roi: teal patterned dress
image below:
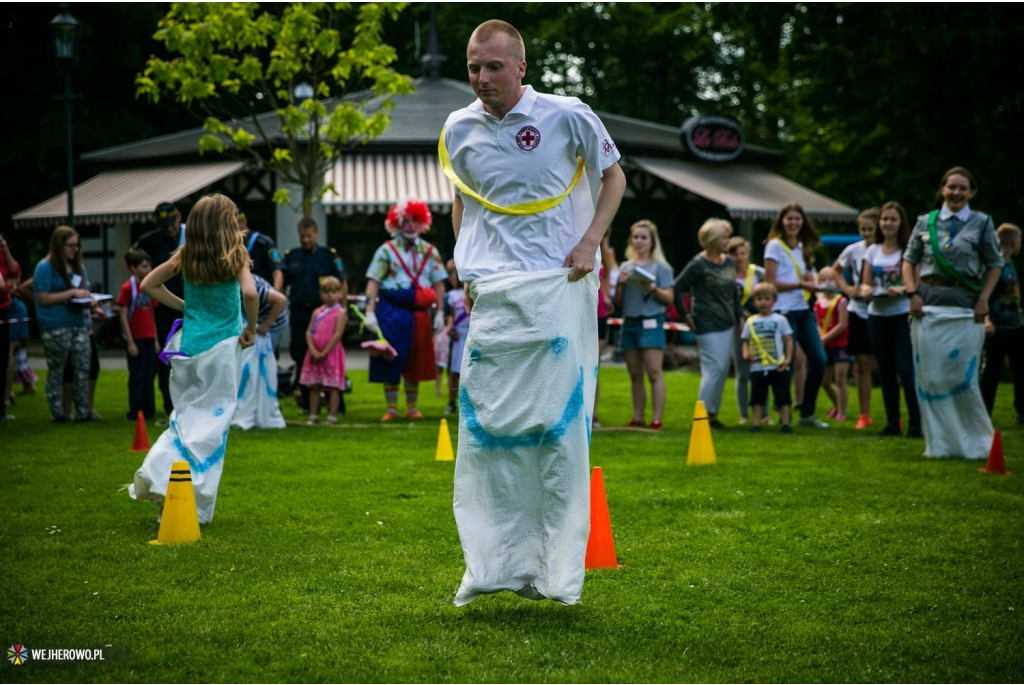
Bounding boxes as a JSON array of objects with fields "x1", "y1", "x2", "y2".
[{"x1": 180, "y1": 279, "x2": 243, "y2": 357}]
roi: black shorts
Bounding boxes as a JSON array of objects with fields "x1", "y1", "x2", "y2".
[
  {"x1": 597, "y1": 316, "x2": 608, "y2": 341},
  {"x1": 750, "y1": 367, "x2": 792, "y2": 408},
  {"x1": 826, "y1": 347, "x2": 852, "y2": 365},
  {"x1": 846, "y1": 314, "x2": 872, "y2": 356}
]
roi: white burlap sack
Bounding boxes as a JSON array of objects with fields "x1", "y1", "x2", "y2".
[
  {"x1": 453, "y1": 268, "x2": 598, "y2": 606},
  {"x1": 910, "y1": 305, "x2": 993, "y2": 459},
  {"x1": 231, "y1": 333, "x2": 285, "y2": 430},
  {"x1": 129, "y1": 332, "x2": 242, "y2": 523}
]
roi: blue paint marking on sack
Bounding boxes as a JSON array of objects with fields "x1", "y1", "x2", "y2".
[
  {"x1": 237, "y1": 364, "x2": 251, "y2": 400},
  {"x1": 551, "y1": 337, "x2": 568, "y2": 355},
  {"x1": 469, "y1": 348, "x2": 481, "y2": 363},
  {"x1": 461, "y1": 367, "x2": 585, "y2": 449},
  {"x1": 169, "y1": 418, "x2": 228, "y2": 474},
  {"x1": 214, "y1": 408, "x2": 225, "y2": 417},
  {"x1": 258, "y1": 346, "x2": 276, "y2": 397},
  {"x1": 917, "y1": 355, "x2": 978, "y2": 402},
  {"x1": 948, "y1": 348, "x2": 960, "y2": 360}
]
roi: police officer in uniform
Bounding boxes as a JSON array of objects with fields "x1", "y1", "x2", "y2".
[
  {"x1": 239, "y1": 211, "x2": 284, "y2": 291},
  {"x1": 283, "y1": 216, "x2": 346, "y2": 411},
  {"x1": 128, "y1": 202, "x2": 185, "y2": 418}
]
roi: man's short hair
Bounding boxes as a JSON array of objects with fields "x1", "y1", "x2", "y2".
[
  {"x1": 751, "y1": 282, "x2": 778, "y2": 301},
  {"x1": 297, "y1": 217, "x2": 319, "y2": 233},
  {"x1": 125, "y1": 249, "x2": 152, "y2": 269},
  {"x1": 469, "y1": 20, "x2": 525, "y2": 63}
]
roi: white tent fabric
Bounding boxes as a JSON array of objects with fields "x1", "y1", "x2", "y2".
[
  {"x1": 910, "y1": 306, "x2": 994, "y2": 459},
  {"x1": 129, "y1": 332, "x2": 242, "y2": 522},
  {"x1": 453, "y1": 268, "x2": 598, "y2": 606},
  {"x1": 231, "y1": 333, "x2": 286, "y2": 430}
]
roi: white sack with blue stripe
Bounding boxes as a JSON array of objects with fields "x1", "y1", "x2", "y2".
[
  {"x1": 453, "y1": 268, "x2": 598, "y2": 606},
  {"x1": 231, "y1": 333, "x2": 285, "y2": 430},
  {"x1": 910, "y1": 305, "x2": 993, "y2": 459},
  {"x1": 129, "y1": 332, "x2": 242, "y2": 523}
]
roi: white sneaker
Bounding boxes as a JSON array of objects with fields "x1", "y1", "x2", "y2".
[{"x1": 798, "y1": 415, "x2": 830, "y2": 429}]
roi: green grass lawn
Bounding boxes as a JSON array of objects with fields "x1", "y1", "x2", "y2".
[{"x1": 2, "y1": 364, "x2": 1022, "y2": 682}]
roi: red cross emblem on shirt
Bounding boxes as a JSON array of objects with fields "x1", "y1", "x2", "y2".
[{"x1": 516, "y1": 125, "x2": 541, "y2": 151}]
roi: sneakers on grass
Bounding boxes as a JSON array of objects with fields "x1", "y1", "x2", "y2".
[{"x1": 798, "y1": 415, "x2": 830, "y2": 429}]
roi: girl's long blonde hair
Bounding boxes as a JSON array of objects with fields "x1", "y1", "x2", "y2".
[
  {"x1": 625, "y1": 219, "x2": 672, "y2": 271},
  {"x1": 167, "y1": 194, "x2": 250, "y2": 284},
  {"x1": 47, "y1": 225, "x2": 83, "y2": 287}
]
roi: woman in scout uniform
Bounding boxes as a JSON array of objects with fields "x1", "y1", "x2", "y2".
[
  {"x1": 763, "y1": 202, "x2": 830, "y2": 429},
  {"x1": 860, "y1": 201, "x2": 921, "y2": 438},
  {"x1": 902, "y1": 167, "x2": 1002, "y2": 458},
  {"x1": 727, "y1": 236, "x2": 765, "y2": 426},
  {"x1": 363, "y1": 199, "x2": 447, "y2": 421}
]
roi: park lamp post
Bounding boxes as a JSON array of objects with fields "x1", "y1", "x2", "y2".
[{"x1": 50, "y1": 4, "x2": 81, "y2": 228}]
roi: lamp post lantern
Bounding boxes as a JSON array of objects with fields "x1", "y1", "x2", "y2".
[{"x1": 51, "y1": 4, "x2": 81, "y2": 228}]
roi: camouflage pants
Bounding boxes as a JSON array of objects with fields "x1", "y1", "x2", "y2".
[{"x1": 41, "y1": 327, "x2": 91, "y2": 420}]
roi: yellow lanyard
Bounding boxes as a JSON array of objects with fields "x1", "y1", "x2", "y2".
[
  {"x1": 741, "y1": 264, "x2": 756, "y2": 305},
  {"x1": 749, "y1": 320, "x2": 782, "y2": 367},
  {"x1": 438, "y1": 127, "x2": 585, "y2": 215},
  {"x1": 819, "y1": 296, "x2": 839, "y2": 335},
  {"x1": 777, "y1": 240, "x2": 812, "y2": 301}
]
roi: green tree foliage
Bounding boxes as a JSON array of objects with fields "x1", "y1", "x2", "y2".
[
  {"x1": 389, "y1": 3, "x2": 1022, "y2": 223},
  {"x1": 136, "y1": 2, "x2": 414, "y2": 216}
]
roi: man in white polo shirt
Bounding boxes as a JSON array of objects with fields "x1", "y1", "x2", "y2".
[{"x1": 442, "y1": 19, "x2": 625, "y2": 606}]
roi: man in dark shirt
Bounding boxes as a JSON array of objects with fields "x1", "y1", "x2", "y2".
[
  {"x1": 283, "y1": 216, "x2": 346, "y2": 411},
  {"x1": 240, "y1": 211, "x2": 284, "y2": 291},
  {"x1": 128, "y1": 202, "x2": 184, "y2": 418}
]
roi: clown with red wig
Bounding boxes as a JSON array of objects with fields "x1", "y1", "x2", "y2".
[{"x1": 363, "y1": 199, "x2": 448, "y2": 420}]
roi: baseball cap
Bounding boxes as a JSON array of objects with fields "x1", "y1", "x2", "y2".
[{"x1": 154, "y1": 202, "x2": 179, "y2": 229}]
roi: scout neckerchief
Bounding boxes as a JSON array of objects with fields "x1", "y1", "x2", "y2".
[
  {"x1": 748, "y1": 317, "x2": 783, "y2": 368},
  {"x1": 246, "y1": 231, "x2": 261, "y2": 253},
  {"x1": 741, "y1": 264, "x2": 756, "y2": 305},
  {"x1": 926, "y1": 210, "x2": 983, "y2": 293},
  {"x1": 819, "y1": 296, "x2": 840, "y2": 336},
  {"x1": 776, "y1": 239, "x2": 812, "y2": 301},
  {"x1": 310, "y1": 303, "x2": 340, "y2": 336},
  {"x1": 386, "y1": 240, "x2": 434, "y2": 288},
  {"x1": 438, "y1": 128, "x2": 585, "y2": 215}
]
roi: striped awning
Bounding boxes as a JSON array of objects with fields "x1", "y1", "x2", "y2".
[
  {"x1": 11, "y1": 161, "x2": 245, "y2": 228},
  {"x1": 630, "y1": 156, "x2": 858, "y2": 222},
  {"x1": 321, "y1": 154, "x2": 454, "y2": 215}
]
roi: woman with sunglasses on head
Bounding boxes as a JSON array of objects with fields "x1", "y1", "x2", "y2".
[{"x1": 32, "y1": 226, "x2": 93, "y2": 423}]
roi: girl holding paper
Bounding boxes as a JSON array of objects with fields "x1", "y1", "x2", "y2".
[
  {"x1": 32, "y1": 226, "x2": 92, "y2": 423},
  {"x1": 615, "y1": 220, "x2": 674, "y2": 429}
]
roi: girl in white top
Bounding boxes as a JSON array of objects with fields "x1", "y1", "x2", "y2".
[
  {"x1": 763, "y1": 202, "x2": 830, "y2": 428},
  {"x1": 859, "y1": 201, "x2": 921, "y2": 437},
  {"x1": 833, "y1": 208, "x2": 878, "y2": 429}
]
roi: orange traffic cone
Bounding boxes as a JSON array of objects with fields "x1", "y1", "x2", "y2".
[
  {"x1": 585, "y1": 466, "x2": 620, "y2": 570},
  {"x1": 979, "y1": 429, "x2": 1010, "y2": 475},
  {"x1": 130, "y1": 411, "x2": 150, "y2": 452}
]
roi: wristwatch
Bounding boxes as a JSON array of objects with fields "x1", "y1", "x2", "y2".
[{"x1": 905, "y1": 290, "x2": 918, "y2": 298}]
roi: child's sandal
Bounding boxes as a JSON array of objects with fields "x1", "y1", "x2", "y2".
[
  {"x1": 306, "y1": 417, "x2": 319, "y2": 426},
  {"x1": 325, "y1": 415, "x2": 338, "y2": 425}
]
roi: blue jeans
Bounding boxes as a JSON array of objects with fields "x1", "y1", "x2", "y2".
[{"x1": 783, "y1": 308, "x2": 826, "y2": 418}]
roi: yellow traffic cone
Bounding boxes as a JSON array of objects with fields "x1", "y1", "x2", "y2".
[
  {"x1": 436, "y1": 418, "x2": 455, "y2": 462},
  {"x1": 149, "y1": 461, "x2": 201, "y2": 545},
  {"x1": 686, "y1": 400, "x2": 717, "y2": 465}
]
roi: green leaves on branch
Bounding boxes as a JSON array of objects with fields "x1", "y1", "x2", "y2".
[{"x1": 136, "y1": 2, "x2": 413, "y2": 212}]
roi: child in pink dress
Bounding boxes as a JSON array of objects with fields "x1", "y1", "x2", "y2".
[{"x1": 300, "y1": 276, "x2": 348, "y2": 424}]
